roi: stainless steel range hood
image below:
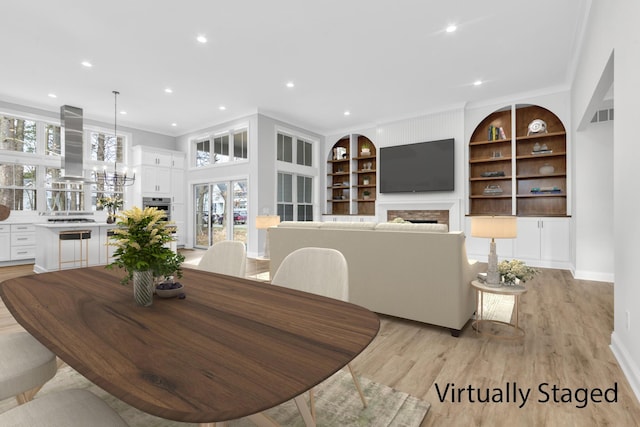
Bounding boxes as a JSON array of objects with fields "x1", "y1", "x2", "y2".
[{"x1": 56, "y1": 105, "x2": 92, "y2": 183}]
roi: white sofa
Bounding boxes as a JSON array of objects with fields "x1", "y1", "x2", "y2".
[{"x1": 268, "y1": 221, "x2": 482, "y2": 336}]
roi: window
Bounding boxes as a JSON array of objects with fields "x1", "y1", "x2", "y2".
[
  {"x1": 0, "y1": 163, "x2": 37, "y2": 210},
  {"x1": 45, "y1": 124, "x2": 61, "y2": 156},
  {"x1": 44, "y1": 167, "x2": 87, "y2": 212},
  {"x1": 297, "y1": 139, "x2": 312, "y2": 166},
  {"x1": 297, "y1": 175, "x2": 313, "y2": 220},
  {"x1": 90, "y1": 132, "x2": 124, "y2": 163},
  {"x1": 277, "y1": 172, "x2": 313, "y2": 221},
  {"x1": 277, "y1": 133, "x2": 293, "y2": 162},
  {"x1": 277, "y1": 132, "x2": 313, "y2": 166},
  {"x1": 196, "y1": 139, "x2": 211, "y2": 167},
  {"x1": 277, "y1": 172, "x2": 293, "y2": 221},
  {"x1": 0, "y1": 116, "x2": 36, "y2": 153},
  {"x1": 233, "y1": 130, "x2": 248, "y2": 160},
  {"x1": 193, "y1": 128, "x2": 248, "y2": 167},
  {"x1": 213, "y1": 135, "x2": 230, "y2": 163}
]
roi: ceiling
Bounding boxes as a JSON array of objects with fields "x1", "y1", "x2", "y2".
[{"x1": 0, "y1": 1, "x2": 590, "y2": 137}]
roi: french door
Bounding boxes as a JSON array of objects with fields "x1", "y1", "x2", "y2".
[{"x1": 194, "y1": 179, "x2": 247, "y2": 248}]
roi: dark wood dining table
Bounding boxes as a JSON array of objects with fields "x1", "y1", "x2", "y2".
[{"x1": 0, "y1": 266, "x2": 380, "y2": 426}]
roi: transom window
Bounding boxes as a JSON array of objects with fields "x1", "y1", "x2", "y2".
[
  {"x1": 277, "y1": 132, "x2": 313, "y2": 167},
  {"x1": 192, "y1": 128, "x2": 248, "y2": 168}
]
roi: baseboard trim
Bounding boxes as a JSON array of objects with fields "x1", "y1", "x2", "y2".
[
  {"x1": 610, "y1": 331, "x2": 640, "y2": 404},
  {"x1": 572, "y1": 269, "x2": 615, "y2": 283}
]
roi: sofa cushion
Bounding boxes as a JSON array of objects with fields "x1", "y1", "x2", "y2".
[
  {"x1": 319, "y1": 222, "x2": 377, "y2": 230},
  {"x1": 375, "y1": 222, "x2": 448, "y2": 232},
  {"x1": 277, "y1": 221, "x2": 322, "y2": 228}
]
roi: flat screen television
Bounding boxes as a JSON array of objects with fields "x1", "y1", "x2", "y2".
[{"x1": 379, "y1": 138, "x2": 455, "y2": 193}]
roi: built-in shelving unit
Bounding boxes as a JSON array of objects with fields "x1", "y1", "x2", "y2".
[
  {"x1": 326, "y1": 134, "x2": 377, "y2": 216},
  {"x1": 469, "y1": 104, "x2": 567, "y2": 217}
]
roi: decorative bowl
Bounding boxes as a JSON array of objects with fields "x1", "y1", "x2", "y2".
[
  {"x1": 155, "y1": 282, "x2": 184, "y2": 298},
  {"x1": 539, "y1": 164, "x2": 555, "y2": 175}
]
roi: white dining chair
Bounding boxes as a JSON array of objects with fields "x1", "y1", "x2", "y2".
[
  {"x1": 0, "y1": 388, "x2": 130, "y2": 426},
  {"x1": 0, "y1": 332, "x2": 129, "y2": 426},
  {"x1": 271, "y1": 247, "x2": 367, "y2": 420},
  {"x1": 196, "y1": 240, "x2": 247, "y2": 278},
  {"x1": 0, "y1": 332, "x2": 58, "y2": 405}
]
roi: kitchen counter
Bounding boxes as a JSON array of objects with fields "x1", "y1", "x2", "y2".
[
  {"x1": 34, "y1": 224, "x2": 118, "y2": 273},
  {"x1": 35, "y1": 222, "x2": 111, "y2": 228}
]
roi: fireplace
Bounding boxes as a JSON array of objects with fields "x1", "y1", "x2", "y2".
[{"x1": 387, "y1": 210, "x2": 449, "y2": 229}]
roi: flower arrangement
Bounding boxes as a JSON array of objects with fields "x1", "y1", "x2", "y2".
[
  {"x1": 97, "y1": 195, "x2": 123, "y2": 212},
  {"x1": 107, "y1": 206, "x2": 184, "y2": 284},
  {"x1": 498, "y1": 259, "x2": 538, "y2": 285}
]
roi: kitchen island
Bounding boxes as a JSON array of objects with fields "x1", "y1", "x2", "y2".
[{"x1": 34, "y1": 223, "x2": 117, "y2": 273}]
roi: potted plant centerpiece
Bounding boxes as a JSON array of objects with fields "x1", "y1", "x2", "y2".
[
  {"x1": 363, "y1": 190, "x2": 371, "y2": 200},
  {"x1": 107, "y1": 206, "x2": 185, "y2": 306},
  {"x1": 362, "y1": 175, "x2": 370, "y2": 186},
  {"x1": 498, "y1": 259, "x2": 537, "y2": 286},
  {"x1": 97, "y1": 195, "x2": 123, "y2": 224}
]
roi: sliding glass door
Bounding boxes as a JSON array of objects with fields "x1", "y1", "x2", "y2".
[{"x1": 193, "y1": 179, "x2": 247, "y2": 248}]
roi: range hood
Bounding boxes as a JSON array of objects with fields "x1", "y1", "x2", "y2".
[{"x1": 56, "y1": 105, "x2": 92, "y2": 183}]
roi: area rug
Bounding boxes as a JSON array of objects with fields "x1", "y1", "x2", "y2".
[
  {"x1": 481, "y1": 293, "x2": 515, "y2": 323},
  {"x1": 0, "y1": 365, "x2": 430, "y2": 427}
]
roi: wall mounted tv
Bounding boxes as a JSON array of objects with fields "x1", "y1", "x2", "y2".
[{"x1": 379, "y1": 138, "x2": 455, "y2": 193}]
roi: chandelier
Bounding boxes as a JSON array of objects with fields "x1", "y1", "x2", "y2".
[{"x1": 94, "y1": 90, "x2": 135, "y2": 187}]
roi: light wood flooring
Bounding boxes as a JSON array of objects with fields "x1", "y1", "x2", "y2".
[{"x1": 1, "y1": 256, "x2": 639, "y2": 426}]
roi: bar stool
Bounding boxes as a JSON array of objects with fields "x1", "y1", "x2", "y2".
[{"x1": 58, "y1": 230, "x2": 91, "y2": 270}]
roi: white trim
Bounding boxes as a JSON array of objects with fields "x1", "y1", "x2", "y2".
[
  {"x1": 572, "y1": 269, "x2": 614, "y2": 283},
  {"x1": 610, "y1": 331, "x2": 640, "y2": 404}
]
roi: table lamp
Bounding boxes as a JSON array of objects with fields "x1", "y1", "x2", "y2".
[
  {"x1": 255, "y1": 215, "x2": 281, "y2": 259},
  {"x1": 471, "y1": 216, "x2": 517, "y2": 287}
]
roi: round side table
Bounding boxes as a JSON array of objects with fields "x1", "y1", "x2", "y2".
[{"x1": 471, "y1": 280, "x2": 527, "y2": 339}]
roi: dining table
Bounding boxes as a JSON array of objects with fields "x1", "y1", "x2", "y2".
[{"x1": 0, "y1": 266, "x2": 380, "y2": 426}]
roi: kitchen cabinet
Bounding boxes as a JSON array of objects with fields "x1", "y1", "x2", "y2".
[
  {"x1": 141, "y1": 165, "x2": 172, "y2": 195},
  {"x1": 514, "y1": 217, "x2": 570, "y2": 268},
  {"x1": 132, "y1": 146, "x2": 186, "y2": 246},
  {"x1": 0, "y1": 225, "x2": 10, "y2": 261},
  {"x1": 10, "y1": 224, "x2": 35, "y2": 261}
]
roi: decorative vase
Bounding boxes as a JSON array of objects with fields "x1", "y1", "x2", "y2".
[
  {"x1": 539, "y1": 163, "x2": 555, "y2": 175},
  {"x1": 106, "y1": 214, "x2": 115, "y2": 224},
  {"x1": 363, "y1": 178, "x2": 370, "y2": 185},
  {"x1": 133, "y1": 270, "x2": 154, "y2": 306}
]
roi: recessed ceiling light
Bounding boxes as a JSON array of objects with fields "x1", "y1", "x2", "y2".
[
  {"x1": 473, "y1": 80, "x2": 483, "y2": 86},
  {"x1": 120, "y1": 111, "x2": 127, "y2": 115},
  {"x1": 446, "y1": 25, "x2": 457, "y2": 33},
  {"x1": 344, "y1": 111, "x2": 351, "y2": 116},
  {"x1": 164, "y1": 88, "x2": 173, "y2": 94},
  {"x1": 171, "y1": 123, "x2": 177, "y2": 127},
  {"x1": 219, "y1": 105, "x2": 226, "y2": 111},
  {"x1": 81, "y1": 61, "x2": 92, "y2": 68},
  {"x1": 48, "y1": 93, "x2": 57, "y2": 98},
  {"x1": 286, "y1": 81, "x2": 295, "y2": 88},
  {"x1": 197, "y1": 35, "x2": 207, "y2": 43}
]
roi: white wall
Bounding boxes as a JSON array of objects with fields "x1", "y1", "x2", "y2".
[
  {"x1": 571, "y1": 0, "x2": 640, "y2": 402},
  {"x1": 573, "y1": 119, "x2": 614, "y2": 281}
]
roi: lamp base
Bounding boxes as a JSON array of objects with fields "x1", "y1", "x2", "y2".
[{"x1": 485, "y1": 240, "x2": 502, "y2": 287}]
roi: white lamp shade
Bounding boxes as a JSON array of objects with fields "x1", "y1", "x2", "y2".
[
  {"x1": 255, "y1": 215, "x2": 281, "y2": 229},
  {"x1": 470, "y1": 216, "x2": 517, "y2": 239}
]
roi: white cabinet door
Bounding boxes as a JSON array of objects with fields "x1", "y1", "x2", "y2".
[
  {"x1": 171, "y1": 154, "x2": 185, "y2": 169},
  {"x1": 141, "y1": 166, "x2": 171, "y2": 195},
  {"x1": 0, "y1": 233, "x2": 10, "y2": 261},
  {"x1": 514, "y1": 218, "x2": 542, "y2": 261},
  {"x1": 514, "y1": 217, "x2": 570, "y2": 267},
  {"x1": 140, "y1": 152, "x2": 172, "y2": 168},
  {"x1": 171, "y1": 168, "x2": 185, "y2": 204},
  {"x1": 540, "y1": 218, "x2": 570, "y2": 262}
]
